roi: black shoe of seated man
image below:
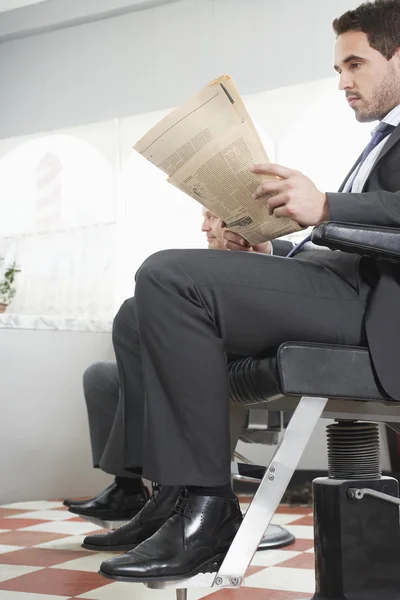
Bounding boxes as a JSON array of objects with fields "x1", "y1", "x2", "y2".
[
  {"x1": 99, "y1": 491, "x2": 243, "y2": 582},
  {"x1": 81, "y1": 484, "x2": 181, "y2": 551},
  {"x1": 63, "y1": 483, "x2": 116, "y2": 508},
  {"x1": 68, "y1": 482, "x2": 149, "y2": 521}
]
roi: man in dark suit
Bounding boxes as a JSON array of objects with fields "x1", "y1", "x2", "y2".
[
  {"x1": 94, "y1": 0, "x2": 400, "y2": 581},
  {"x1": 65, "y1": 209, "x2": 251, "y2": 530}
]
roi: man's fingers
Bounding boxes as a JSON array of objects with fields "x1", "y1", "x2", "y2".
[
  {"x1": 250, "y1": 163, "x2": 297, "y2": 179},
  {"x1": 224, "y1": 240, "x2": 253, "y2": 252},
  {"x1": 272, "y1": 204, "x2": 293, "y2": 219},
  {"x1": 253, "y1": 179, "x2": 286, "y2": 200},
  {"x1": 267, "y1": 193, "x2": 288, "y2": 211},
  {"x1": 223, "y1": 230, "x2": 248, "y2": 247}
]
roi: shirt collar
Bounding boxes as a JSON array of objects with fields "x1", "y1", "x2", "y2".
[{"x1": 376, "y1": 104, "x2": 400, "y2": 131}]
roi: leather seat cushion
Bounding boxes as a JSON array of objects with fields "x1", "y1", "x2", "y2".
[{"x1": 229, "y1": 342, "x2": 393, "y2": 405}]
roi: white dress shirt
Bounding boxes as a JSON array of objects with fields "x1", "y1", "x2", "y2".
[{"x1": 344, "y1": 104, "x2": 400, "y2": 193}]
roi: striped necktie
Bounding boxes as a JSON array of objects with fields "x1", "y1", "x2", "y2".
[{"x1": 287, "y1": 121, "x2": 396, "y2": 257}]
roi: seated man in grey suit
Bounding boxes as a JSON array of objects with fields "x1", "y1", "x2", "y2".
[
  {"x1": 65, "y1": 208, "x2": 271, "y2": 528},
  {"x1": 86, "y1": 0, "x2": 400, "y2": 581}
]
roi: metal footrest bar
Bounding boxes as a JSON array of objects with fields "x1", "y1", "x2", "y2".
[
  {"x1": 212, "y1": 396, "x2": 327, "y2": 589},
  {"x1": 143, "y1": 396, "x2": 326, "y2": 596}
]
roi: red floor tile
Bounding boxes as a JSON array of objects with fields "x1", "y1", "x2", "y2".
[
  {"x1": 286, "y1": 538, "x2": 314, "y2": 552},
  {"x1": 202, "y1": 588, "x2": 311, "y2": 600},
  {"x1": 237, "y1": 496, "x2": 254, "y2": 503},
  {"x1": 0, "y1": 567, "x2": 111, "y2": 596},
  {"x1": 0, "y1": 518, "x2": 48, "y2": 530},
  {"x1": 291, "y1": 515, "x2": 314, "y2": 526},
  {"x1": 245, "y1": 565, "x2": 267, "y2": 577},
  {"x1": 279, "y1": 552, "x2": 316, "y2": 570},
  {"x1": 0, "y1": 530, "x2": 70, "y2": 547},
  {"x1": 276, "y1": 506, "x2": 313, "y2": 514},
  {"x1": 0, "y1": 547, "x2": 92, "y2": 567},
  {"x1": 0, "y1": 508, "x2": 27, "y2": 518}
]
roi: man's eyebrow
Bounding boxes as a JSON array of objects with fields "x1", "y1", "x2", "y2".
[{"x1": 334, "y1": 55, "x2": 365, "y2": 72}]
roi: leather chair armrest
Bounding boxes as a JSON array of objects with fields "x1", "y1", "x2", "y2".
[{"x1": 311, "y1": 221, "x2": 400, "y2": 262}]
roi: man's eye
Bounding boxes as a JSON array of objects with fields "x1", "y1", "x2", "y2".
[{"x1": 351, "y1": 63, "x2": 362, "y2": 70}]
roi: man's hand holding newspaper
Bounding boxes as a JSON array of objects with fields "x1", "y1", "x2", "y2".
[{"x1": 133, "y1": 75, "x2": 309, "y2": 245}]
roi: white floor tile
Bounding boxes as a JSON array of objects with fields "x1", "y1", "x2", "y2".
[
  {"x1": 53, "y1": 552, "x2": 118, "y2": 572},
  {"x1": 8, "y1": 510, "x2": 74, "y2": 521},
  {"x1": 271, "y1": 513, "x2": 308, "y2": 525},
  {"x1": 0, "y1": 530, "x2": 10, "y2": 534},
  {"x1": 20, "y1": 521, "x2": 103, "y2": 535},
  {"x1": 250, "y1": 549, "x2": 301, "y2": 567},
  {"x1": 245, "y1": 566, "x2": 315, "y2": 593},
  {"x1": 0, "y1": 564, "x2": 42, "y2": 583},
  {"x1": 0, "y1": 545, "x2": 24, "y2": 554},
  {"x1": 34, "y1": 534, "x2": 89, "y2": 551},
  {"x1": 284, "y1": 524, "x2": 315, "y2": 539},
  {"x1": 0, "y1": 501, "x2": 63, "y2": 511},
  {"x1": 0, "y1": 592, "x2": 69, "y2": 600}
]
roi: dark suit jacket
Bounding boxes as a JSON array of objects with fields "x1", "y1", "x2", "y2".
[{"x1": 276, "y1": 121, "x2": 400, "y2": 399}]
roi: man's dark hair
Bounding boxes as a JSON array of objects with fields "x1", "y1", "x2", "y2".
[{"x1": 333, "y1": 0, "x2": 400, "y2": 60}]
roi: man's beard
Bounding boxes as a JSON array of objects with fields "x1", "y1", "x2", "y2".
[{"x1": 356, "y1": 64, "x2": 400, "y2": 122}]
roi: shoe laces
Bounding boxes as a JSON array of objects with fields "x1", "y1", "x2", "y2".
[
  {"x1": 172, "y1": 494, "x2": 193, "y2": 520},
  {"x1": 151, "y1": 483, "x2": 162, "y2": 505}
]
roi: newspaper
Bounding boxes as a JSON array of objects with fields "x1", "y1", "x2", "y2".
[{"x1": 134, "y1": 75, "x2": 302, "y2": 245}]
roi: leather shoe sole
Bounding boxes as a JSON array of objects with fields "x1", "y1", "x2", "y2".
[
  {"x1": 99, "y1": 553, "x2": 225, "y2": 582},
  {"x1": 82, "y1": 540, "x2": 139, "y2": 551}
]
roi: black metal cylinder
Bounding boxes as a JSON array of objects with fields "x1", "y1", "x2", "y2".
[
  {"x1": 327, "y1": 421, "x2": 381, "y2": 480},
  {"x1": 311, "y1": 476, "x2": 400, "y2": 600}
]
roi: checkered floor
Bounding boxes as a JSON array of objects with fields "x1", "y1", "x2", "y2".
[{"x1": 0, "y1": 498, "x2": 315, "y2": 600}]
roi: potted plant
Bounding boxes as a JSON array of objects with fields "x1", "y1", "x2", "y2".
[{"x1": 0, "y1": 259, "x2": 21, "y2": 313}]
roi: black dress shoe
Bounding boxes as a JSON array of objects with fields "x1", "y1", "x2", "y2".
[
  {"x1": 68, "y1": 483, "x2": 149, "y2": 521},
  {"x1": 99, "y1": 491, "x2": 243, "y2": 582},
  {"x1": 81, "y1": 484, "x2": 181, "y2": 551},
  {"x1": 63, "y1": 483, "x2": 115, "y2": 508}
]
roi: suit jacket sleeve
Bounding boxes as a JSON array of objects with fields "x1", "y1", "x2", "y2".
[
  {"x1": 327, "y1": 190, "x2": 400, "y2": 226},
  {"x1": 271, "y1": 239, "x2": 294, "y2": 256}
]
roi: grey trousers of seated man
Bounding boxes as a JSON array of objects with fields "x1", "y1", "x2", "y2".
[
  {"x1": 84, "y1": 360, "x2": 248, "y2": 479},
  {"x1": 115, "y1": 248, "x2": 370, "y2": 487}
]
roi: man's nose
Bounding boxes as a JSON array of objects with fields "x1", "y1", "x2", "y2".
[
  {"x1": 201, "y1": 222, "x2": 211, "y2": 232},
  {"x1": 338, "y1": 72, "x2": 354, "y2": 91}
]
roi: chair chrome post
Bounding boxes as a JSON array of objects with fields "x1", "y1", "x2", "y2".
[
  {"x1": 213, "y1": 395, "x2": 328, "y2": 589},
  {"x1": 176, "y1": 589, "x2": 187, "y2": 600}
]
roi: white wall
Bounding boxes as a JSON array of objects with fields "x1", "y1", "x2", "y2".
[
  {"x1": 0, "y1": 0, "x2": 362, "y2": 140},
  {"x1": 0, "y1": 328, "x2": 114, "y2": 503}
]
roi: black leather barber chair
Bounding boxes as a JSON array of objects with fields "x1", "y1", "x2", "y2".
[{"x1": 144, "y1": 222, "x2": 400, "y2": 600}]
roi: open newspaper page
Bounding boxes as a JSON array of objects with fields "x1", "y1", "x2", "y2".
[
  {"x1": 169, "y1": 125, "x2": 302, "y2": 245},
  {"x1": 134, "y1": 74, "x2": 302, "y2": 243},
  {"x1": 134, "y1": 75, "x2": 253, "y2": 175}
]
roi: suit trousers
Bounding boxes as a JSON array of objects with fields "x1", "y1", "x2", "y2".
[
  {"x1": 86, "y1": 302, "x2": 250, "y2": 479},
  {"x1": 83, "y1": 361, "x2": 139, "y2": 479},
  {"x1": 121, "y1": 248, "x2": 370, "y2": 487}
]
